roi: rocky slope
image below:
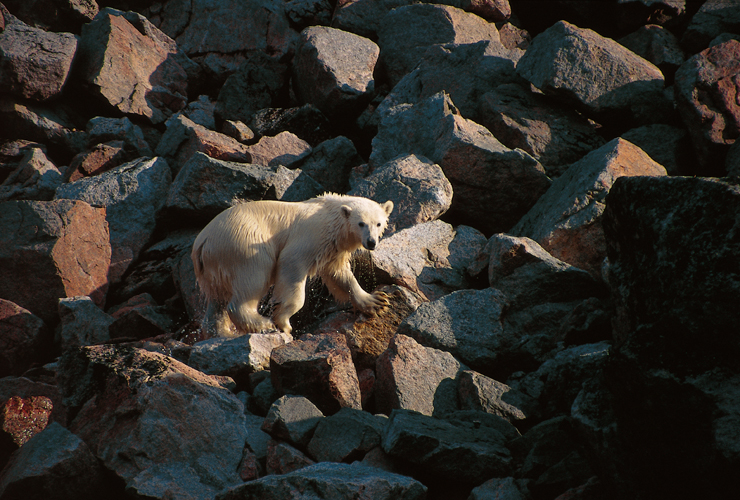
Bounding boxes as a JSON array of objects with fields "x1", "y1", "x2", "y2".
[{"x1": 1, "y1": 0, "x2": 739, "y2": 499}]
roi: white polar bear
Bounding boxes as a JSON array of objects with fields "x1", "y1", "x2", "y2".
[{"x1": 191, "y1": 193, "x2": 394, "y2": 336}]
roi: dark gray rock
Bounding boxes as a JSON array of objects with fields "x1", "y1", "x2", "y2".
[
  {"x1": 261, "y1": 395, "x2": 325, "y2": 448},
  {"x1": 382, "y1": 409, "x2": 513, "y2": 484},
  {"x1": 375, "y1": 334, "x2": 466, "y2": 417},
  {"x1": 293, "y1": 26, "x2": 379, "y2": 119},
  {"x1": 349, "y1": 154, "x2": 453, "y2": 236},
  {"x1": 299, "y1": 136, "x2": 363, "y2": 193},
  {"x1": 56, "y1": 296, "x2": 113, "y2": 350},
  {"x1": 517, "y1": 20, "x2": 665, "y2": 122},
  {"x1": 306, "y1": 407, "x2": 386, "y2": 462},
  {"x1": 0, "y1": 422, "x2": 105, "y2": 499},
  {"x1": 216, "y1": 462, "x2": 427, "y2": 500}
]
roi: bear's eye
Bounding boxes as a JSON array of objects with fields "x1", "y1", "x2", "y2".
[
  {"x1": 377, "y1": 223, "x2": 381, "y2": 227},
  {"x1": 358, "y1": 222, "x2": 365, "y2": 228}
]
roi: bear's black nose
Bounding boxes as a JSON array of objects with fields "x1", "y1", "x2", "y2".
[{"x1": 366, "y1": 239, "x2": 376, "y2": 250}]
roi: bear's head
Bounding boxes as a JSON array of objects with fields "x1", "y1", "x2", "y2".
[{"x1": 342, "y1": 198, "x2": 394, "y2": 251}]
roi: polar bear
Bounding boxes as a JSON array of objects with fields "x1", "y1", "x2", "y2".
[{"x1": 191, "y1": 193, "x2": 394, "y2": 336}]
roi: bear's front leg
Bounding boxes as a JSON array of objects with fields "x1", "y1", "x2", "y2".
[{"x1": 321, "y1": 265, "x2": 390, "y2": 315}]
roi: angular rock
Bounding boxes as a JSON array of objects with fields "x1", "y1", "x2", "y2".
[
  {"x1": 262, "y1": 395, "x2": 324, "y2": 448},
  {"x1": 397, "y1": 289, "x2": 508, "y2": 374},
  {"x1": 681, "y1": 0, "x2": 740, "y2": 53},
  {"x1": 0, "y1": 199, "x2": 111, "y2": 324},
  {"x1": 603, "y1": 175, "x2": 740, "y2": 354},
  {"x1": 375, "y1": 334, "x2": 465, "y2": 417},
  {"x1": 375, "y1": 40, "x2": 524, "y2": 128},
  {"x1": 245, "y1": 131, "x2": 312, "y2": 168},
  {"x1": 508, "y1": 343, "x2": 611, "y2": 423},
  {"x1": 0, "y1": 300, "x2": 48, "y2": 377},
  {"x1": 299, "y1": 136, "x2": 363, "y2": 193},
  {"x1": 55, "y1": 156, "x2": 172, "y2": 284},
  {"x1": 0, "y1": 98, "x2": 85, "y2": 159},
  {"x1": 156, "y1": 114, "x2": 252, "y2": 172},
  {"x1": 468, "y1": 477, "x2": 528, "y2": 500},
  {"x1": 181, "y1": 95, "x2": 216, "y2": 130},
  {"x1": 112, "y1": 229, "x2": 198, "y2": 308},
  {"x1": 516, "y1": 416, "x2": 594, "y2": 498},
  {"x1": 250, "y1": 104, "x2": 333, "y2": 147},
  {"x1": 620, "y1": 124, "x2": 693, "y2": 175},
  {"x1": 0, "y1": 11, "x2": 77, "y2": 101},
  {"x1": 188, "y1": 332, "x2": 292, "y2": 386},
  {"x1": 270, "y1": 332, "x2": 362, "y2": 414},
  {"x1": 222, "y1": 120, "x2": 255, "y2": 144},
  {"x1": 214, "y1": 52, "x2": 289, "y2": 124},
  {"x1": 1, "y1": 0, "x2": 98, "y2": 33},
  {"x1": 77, "y1": 9, "x2": 196, "y2": 124},
  {"x1": 617, "y1": 24, "x2": 685, "y2": 82},
  {"x1": 216, "y1": 462, "x2": 427, "y2": 500},
  {"x1": 370, "y1": 92, "x2": 551, "y2": 234},
  {"x1": 312, "y1": 285, "x2": 423, "y2": 371},
  {"x1": 107, "y1": 292, "x2": 176, "y2": 340},
  {"x1": 0, "y1": 377, "x2": 66, "y2": 427},
  {"x1": 160, "y1": 0, "x2": 298, "y2": 78},
  {"x1": 0, "y1": 147, "x2": 62, "y2": 201},
  {"x1": 285, "y1": 0, "x2": 333, "y2": 29},
  {"x1": 371, "y1": 220, "x2": 487, "y2": 300},
  {"x1": 382, "y1": 409, "x2": 512, "y2": 484},
  {"x1": 0, "y1": 395, "x2": 53, "y2": 452},
  {"x1": 57, "y1": 345, "x2": 247, "y2": 499},
  {"x1": 517, "y1": 21, "x2": 665, "y2": 120},
  {"x1": 511, "y1": 138, "x2": 666, "y2": 279},
  {"x1": 293, "y1": 26, "x2": 379, "y2": 118},
  {"x1": 86, "y1": 116, "x2": 154, "y2": 157},
  {"x1": 674, "y1": 39, "x2": 740, "y2": 176},
  {"x1": 65, "y1": 141, "x2": 133, "y2": 183},
  {"x1": 0, "y1": 422, "x2": 105, "y2": 499},
  {"x1": 477, "y1": 83, "x2": 605, "y2": 177},
  {"x1": 57, "y1": 296, "x2": 113, "y2": 351},
  {"x1": 349, "y1": 154, "x2": 452, "y2": 235},
  {"x1": 306, "y1": 407, "x2": 386, "y2": 463},
  {"x1": 458, "y1": 370, "x2": 527, "y2": 423},
  {"x1": 265, "y1": 439, "x2": 315, "y2": 475},
  {"x1": 244, "y1": 413, "x2": 272, "y2": 462},
  {"x1": 377, "y1": 4, "x2": 501, "y2": 86},
  {"x1": 165, "y1": 152, "x2": 321, "y2": 223}
]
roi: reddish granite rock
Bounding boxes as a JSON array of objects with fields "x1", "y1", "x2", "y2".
[
  {"x1": 270, "y1": 332, "x2": 362, "y2": 414},
  {"x1": 0, "y1": 199, "x2": 111, "y2": 324}
]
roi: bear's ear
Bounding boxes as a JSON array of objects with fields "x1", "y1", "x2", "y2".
[
  {"x1": 382, "y1": 200, "x2": 394, "y2": 216},
  {"x1": 341, "y1": 205, "x2": 352, "y2": 218}
]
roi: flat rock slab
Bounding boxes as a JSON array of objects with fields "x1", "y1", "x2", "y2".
[{"x1": 216, "y1": 462, "x2": 427, "y2": 500}]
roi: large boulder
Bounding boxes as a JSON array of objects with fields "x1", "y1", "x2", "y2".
[
  {"x1": 0, "y1": 9, "x2": 77, "y2": 101},
  {"x1": 55, "y1": 157, "x2": 172, "y2": 284},
  {"x1": 293, "y1": 26, "x2": 379, "y2": 119},
  {"x1": 270, "y1": 332, "x2": 362, "y2": 414},
  {"x1": 216, "y1": 462, "x2": 427, "y2": 500},
  {"x1": 370, "y1": 220, "x2": 487, "y2": 301},
  {"x1": 57, "y1": 345, "x2": 247, "y2": 500},
  {"x1": 516, "y1": 20, "x2": 665, "y2": 122},
  {"x1": 377, "y1": 4, "x2": 501, "y2": 87},
  {"x1": 0, "y1": 200, "x2": 111, "y2": 324},
  {"x1": 349, "y1": 154, "x2": 453, "y2": 236},
  {"x1": 0, "y1": 300, "x2": 48, "y2": 377},
  {"x1": 511, "y1": 138, "x2": 666, "y2": 279},
  {"x1": 76, "y1": 9, "x2": 197, "y2": 124},
  {"x1": 0, "y1": 422, "x2": 105, "y2": 499},
  {"x1": 158, "y1": 0, "x2": 298, "y2": 78},
  {"x1": 674, "y1": 39, "x2": 740, "y2": 176},
  {"x1": 370, "y1": 92, "x2": 550, "y2": 234},
  {"x1": 601, "y1": 176, "x2": 740, "y2": 498},
  {"x1": 375, "y1": 334, "x2": 465, "y2": 417}
]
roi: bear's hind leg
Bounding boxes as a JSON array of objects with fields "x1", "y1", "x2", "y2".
[
  {"x1": 227, "y1": 297, "x2": 276, "y2": 334},
  {"x1": 271, "y1": 276, "x2": 308, "y2": 336},
  {"x1": 201, "y1": 300, "x2": 238, "y2": 337}
]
